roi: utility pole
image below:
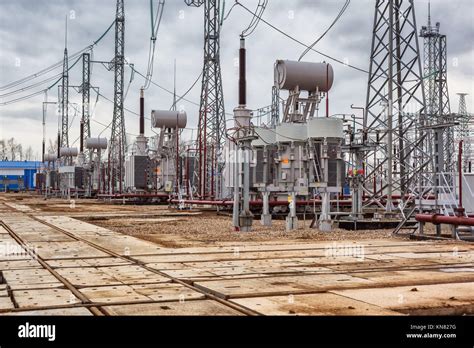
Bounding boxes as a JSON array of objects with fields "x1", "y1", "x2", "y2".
[
  {"x1": 185, "y1": 0, "x2": 226, "y2": 199},
  {"x1": 108, "y1": 0, "x2": 126, "y2": 194}
]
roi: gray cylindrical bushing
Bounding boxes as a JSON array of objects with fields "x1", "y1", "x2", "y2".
[
  {"x1": 151, "y1": 110, "x2": 187, "y2": 129},
  {"x1": 274, "y1": 60, "x2": 334, "y2": 92}
]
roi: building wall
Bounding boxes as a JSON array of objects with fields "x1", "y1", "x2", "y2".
[{"x1": 0, "y1": 161, "x2": 42, "y2": 190}]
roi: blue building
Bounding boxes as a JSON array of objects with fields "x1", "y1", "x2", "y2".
[{"x1": 0, "y1": 161, "x2": 42, "y2": 191}]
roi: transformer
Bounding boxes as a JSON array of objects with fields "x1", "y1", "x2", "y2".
[
  {"x1": 124, "y1": 155, "x2": 150, "y2": 192},
  {"x1": 150, "y1": 109, "x2": 188, "y2": 194}
]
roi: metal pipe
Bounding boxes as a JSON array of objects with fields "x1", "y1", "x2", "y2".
[
  {"x1": 168, "y1": 199, "x2": 353, "y2": 207},
  {"x1": 415, "y1": 214, "x2": 474, "y2": 226},
  {"x1": 97, "y1": 193, "x2": 170, "y2": 198}
]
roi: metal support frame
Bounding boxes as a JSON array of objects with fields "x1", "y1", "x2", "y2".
[
  {"x1": 271, "y1": 85, "x2": 280, "y2": 127},
  {"x1": 281, "y1": 87, "x2": 321, "y2": 124},
  {"x1": 420, "y1": 7, "x2": 453, "y2": 172},
  {"x1": 456, "y1": 93, "x2": 472, "y2": 172},
  {"x1": 81, "y1": 53, "x2": 91, "y2": 161},
  {"x1": 60, "y1": 33, "x2": 69, "y2": 150},
  {"x1": 362, "y1": 0, "x2": 428, "y2": 216},
  {"x1": 108, "y1": 0, "x2": 126, "y2": 194},
  {"x1": 185, "y1": 0, "x2": 226, "y2": 199}
]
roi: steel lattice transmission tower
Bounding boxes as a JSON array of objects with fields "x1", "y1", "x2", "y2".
[
  {"x1": 185, "y1": 0, "x2": 226, "y2": 198},
  {"x1": 419, "y1": 4, "x2": 453, "y2": 172},
  {"x1": 108, "y1": 0, "x2": 126, "y2": 193},
  {"x1": 60, "y1": 21, "x2": 69, "y2": 150},
  {"x1": 363, "y1": 0, "x2": 428, "y2": 213},
  {"x1": 457, "y1": 93, "x2": 471, "y2": 172},
  {"x1": 80, "y1": 52, "x2": 91, "y2": 161}
]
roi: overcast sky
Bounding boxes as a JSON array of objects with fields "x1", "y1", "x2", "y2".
[{"x1": 0, "y1": 0, "x2": 473, "y2": 159}]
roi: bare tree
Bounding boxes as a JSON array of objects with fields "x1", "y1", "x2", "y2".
[
  {"x1": 0, "y1": 139, "x2": 6, "y2": 160},
  {"x1": 17, "y1": 144, "x2": 23, "y2": 161},
  {"x1": 7, "y1": 138, "x2": 16, "y2": 160},
  {"x1": 47, "y1": 138, "x2": 58, "y2": 155},
  {"x1": 24, "y1": 146, "x2": 34, "y2": 161}
]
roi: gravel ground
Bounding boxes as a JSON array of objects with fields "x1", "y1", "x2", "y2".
[
  {"x1": 2, "y1": 193, "x2": 464, "y2": 248},
  {"x1": 89, "y1": 213, "x2": 402, "y2": 248}
]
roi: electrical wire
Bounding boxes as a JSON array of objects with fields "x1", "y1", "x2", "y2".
[
  {"x1": 95, "y1": 90, "x2": 142, "y2": 118},
  {"x1": 234, "y1": 1, "x2": 369, "y2": 74},
  {"x1": 170, "y1": 71, "x2": 203, "y2": 110},
  {"x1": 143, "y1": 0, "x2": 166, "y2": 90},
  {"x1": 0, "y1": 55, "x2": 83, "y2": 106},
  {"x1": 298, "y1": 0, "x2": 350, "y2": 61},
  {"x1": 133, "y1": 67, "x2": 200, "y2": 108},
  {"x1": 221, "y1": 0, "x2": 237, "y2": 24},
  {"x1": 123, "y1": 64, "x2": 135, "y2": 100},
  {"x1": 133, "y1": 66, "x2": 237, "y2": 117},
  {"x1": 240, "y1": 0, "x2": 268, "y2": 38},
  {"x1": 0, "y1": 72, "x2": 63, "y2": 98},
  {"x1": 68, "y1": 102, "x2": 139, "y2": 138},
  {"x1": 0, "y1": 20, "x2": 115, "y2": 92}
]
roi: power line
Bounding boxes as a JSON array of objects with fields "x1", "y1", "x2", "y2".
[
  {"x1": 143, "y1": 0, "x2": 166, "y2": 90},
  {"x1": 0, "y1": 55, "x2": 83, "y2": 106},
  {"x1": 96, "y1": 90, "x2": 142, "y2": 117},
  {"x1": 133, "y1": 66, "x2": 238, "y2": 117},
  {"x1": 298, "y1": 0, "x2": 350, "y2": 61},
  {"x1": 0, "y1": 20, "x2": 115, "y2": 92},
  {"x1": 132, "y1": 67, "x2": 200, "y2": 108},
  {"x1": 0, "y1": 72, "x2": 63, "y2": 98},
  {"x1": 170, "y1": 70, "x2": 203, "y2": 110},
  {"x1": 241, "y1": 0, "x2": 268, "y2": 38},
  {"x1": 235, "y1": 1, "x2": 369, "y2": 74},
  {"x1": 221, "y1": 0, "x2": 237, "y2": 24}
]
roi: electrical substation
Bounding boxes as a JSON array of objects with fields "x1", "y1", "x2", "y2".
[{"x1": 0, "y1": 0, "x2": 473, "y2": 317}]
